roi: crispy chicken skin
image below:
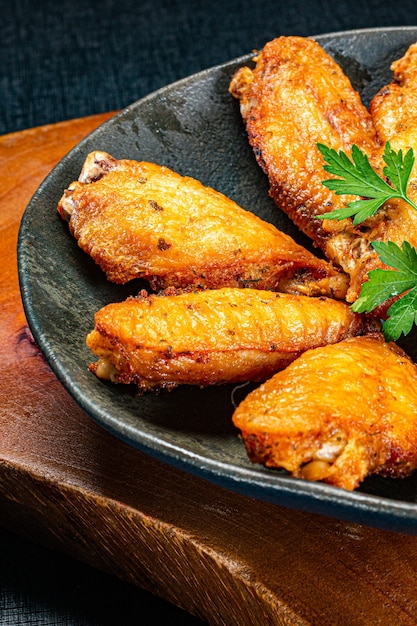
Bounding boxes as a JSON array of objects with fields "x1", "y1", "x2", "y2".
[
  {"x1": 370, "y1": 42, "x2": 417, "y2": 143},
  {"x1": 229, "y1": 36, "x2": 387, "y2": 302},
  {"x1": 232, "y1": 335, "x2": 417, "y2": 491},
  {"x1": 365, "y1": 42, "x2": 417, "y2": 278},
  {"x1": 86, "y1": 287, "x2": 374, "y2": 392},
  {"x1": 229, "y1": 37, "x2": 380, "y2": 246},
  {"x1": 57, "y1": 151, "x2": 347, "y2": 298}
]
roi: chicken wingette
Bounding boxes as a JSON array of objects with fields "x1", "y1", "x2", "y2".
[
  {"x1": 86, "y1": 287, "x2": 375, "y2": 392},
  {"x1": 229, "y1": 35, "x2": 388, "y2": 302},
  {"x1": 370, "y1": 42, "x2": 417, "y2": 144},
  {"x1": 364, "y1": 41, "x2": 417, "y2": 279},
  {"x1": 232, "y1": 334, "x2": 417, "y2": 491},
  {"x1": 57, "y1": 150, "x2": 347, "y2": 298}
]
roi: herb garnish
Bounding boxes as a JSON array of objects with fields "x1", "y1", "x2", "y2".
[
  {"x1": 316, "y1": 142, "x2": 417, "y2": 340},
  {"x1": 352, "y1": 241, "x2": 417, "y2": 341},
  {"x1": 316, "y1": 142, "x2": 417, "y2": 225}
]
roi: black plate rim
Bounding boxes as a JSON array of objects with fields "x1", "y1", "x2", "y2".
[{"x1": 17, "y1": 25, "x2": 417, "y2": 533}]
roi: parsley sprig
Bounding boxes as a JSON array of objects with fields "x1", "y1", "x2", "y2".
[
  {"x1": 316, "y1": 142, "x2": 417, "y2": 340},
  {"x1": 351, "y1": 241, "x2": 417, "y2": 341},
  {"x1": 316, "y1": 142, "x2": 417, "y2": 225}
]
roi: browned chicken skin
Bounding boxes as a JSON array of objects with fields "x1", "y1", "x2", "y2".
[
  {"x1": 229, "y1": 36, "x2": 391, "y2": 302},
  {"x1": 58, "y1": 150, "x2": 347, "y2": 298},
  {"x1": 370, "y1": 42, "x2": 417, "y2": 143},
  {"x1": 86, "y1": 287, "x2": 374, "y2": 392},
  {"x1": 232, "y1": 335, "x2": 417, "y2": 490},
  {"x1": 365, "y1": 42, "x2": 417, "y2": 279}
]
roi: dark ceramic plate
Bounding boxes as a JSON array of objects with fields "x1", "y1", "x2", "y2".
[{"x1": 18, "y1": 27, "x2": 417, "y2": 533}]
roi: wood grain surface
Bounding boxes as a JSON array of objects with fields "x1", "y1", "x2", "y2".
[{"x1": 2, "y1": 114, "x2": 417, "y2": 626}]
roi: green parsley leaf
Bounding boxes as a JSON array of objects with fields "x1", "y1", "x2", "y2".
[
  {"x1": 383, "y1": 289, "x2": 417, "y2": 341},
  {"x1": 316, "y1": 142, "x2": 417, "y2": 225},
  {"x1": 315, "y1": 142, "x2": 417, "y2": 339},
  {"x1": 352, "y1": 241, "x2": 417, "y2": 341}
]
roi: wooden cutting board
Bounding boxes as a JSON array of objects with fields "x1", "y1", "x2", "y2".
[{"x1": 2, "y1": 114, "x2": 417, "y2": 626}]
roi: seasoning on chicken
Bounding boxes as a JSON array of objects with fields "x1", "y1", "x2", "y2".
[
  {"x1": 364, "y1": 41, "x2": 417, "y2": 284},
  {"x1": 370, "y1": 41, "x2": 417, "y2": 144},
  {"x1": 57, "y1": 151, "x2": 348, "y2": 299},
  {"x1": 232, "y1": 334, "x2": 417, "y2": 491},
  {"x1": 229, "y1": 36, "x2": 386, "y2": 302},
  {"x1": 86, "y1": 287, "x2": 375, "y2": 392}
]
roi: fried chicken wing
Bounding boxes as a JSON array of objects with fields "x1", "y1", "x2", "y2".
[
  {"x1": 370, "y1": 42, "x2": 417, "y2": 143},
  {"x1": 229, "y1": 37, "x2": 380, "y2": 249},
  {"x1": 232, "y1": 335, "x2": 417, "y2": 491},
  {"x1": 58, "y1": 151, "x2": 347, "y2": 298},
  {"x1": 364, "y1": 42, "x2": 417, "y2": 273},
  {"x1": 86, "y1": 287, "x2": 374, "y2": 392},
  {"x1": 229, "y1": 36, "x2": 387, "y2": 302}
]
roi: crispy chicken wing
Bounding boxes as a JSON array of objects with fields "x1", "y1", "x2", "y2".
[
  {"x1": 58, "y1": 151, "x2": 347, "y2": 298},
  {"x1": 86, "y1": 287, "x2": 374, "y2": 392},
  {"x1": 232, "y1": 335, "x2": 417, "y2": 490},
  {"x1": 370, "y1": 42, "x2": 417, "y2": 143},
  {"x1": 229, "y1": 36, "x2": 389, "y2": 302},
  {"x1": 365, "y1": 42, "x2": 417, "y2": 274}
]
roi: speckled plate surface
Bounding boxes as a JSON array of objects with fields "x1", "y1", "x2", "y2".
[{"x1": 18, "y1": 27, "x2": 417, "y2": 533}]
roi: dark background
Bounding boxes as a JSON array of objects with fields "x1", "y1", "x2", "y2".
[
  {"x1": 2, "y1": 1, "x2": 417, "y2": 624},
  {"x1": 3, "y1": 0, "x2": 417, "y2": 135}
]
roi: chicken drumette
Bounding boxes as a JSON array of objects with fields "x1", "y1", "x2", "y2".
[{"x1": 232, "y1": 334, "x2": 417, "y2": 490}]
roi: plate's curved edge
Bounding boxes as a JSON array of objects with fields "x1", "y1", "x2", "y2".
[
  {"x1": 18, "y1": 208, "x2": 417, "y2": 533},
  {"x1": 199, "y1": 465, "x2": 417, "y2": 535},
  {"x1": 16, "y1": 26, "x2": 417, "y2": 533},
  {"x1": 37, "y1": 370, "x2": 417, "y2": 534},
  {"x1": 314, "y1": 24, "x2": 417, "y2": 39},
  {"x1": 73, "y1": 371, "x2": 417, "y2": 534}
]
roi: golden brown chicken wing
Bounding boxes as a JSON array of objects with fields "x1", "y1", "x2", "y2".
[
  {"x1": 229, "y1": 37, "x2": 380, "y2": 249},
  {"x1": 232, "y1": 334, "x2": 417, "y2": 490},
  {"x1": 86, "y1": 287, "x2": 374, "y2": 392},
  {"x1": 58, "y1": 150, "x2": 347, "y2": 298},
  {"x1": 229, "y1": 36, "x2": 386, "y2": 302},
  {"x1": 365, "y1": 42, "x2": 417, "y2": 275},
  {"x1": 370, "y1": 42, "x2": 417, "y2": 143}
]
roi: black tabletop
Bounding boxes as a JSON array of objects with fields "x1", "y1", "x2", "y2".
[
  {"x1": 0, "y1": 527, "x2": 202, "y2": 625},
  {"x1": 2, "y1": 0, "x2": 417, "y2": 624}
]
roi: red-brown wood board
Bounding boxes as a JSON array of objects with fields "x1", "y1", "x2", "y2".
[{"x1": 2, "y1": 114, "x2": 417, "y2": 626}]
